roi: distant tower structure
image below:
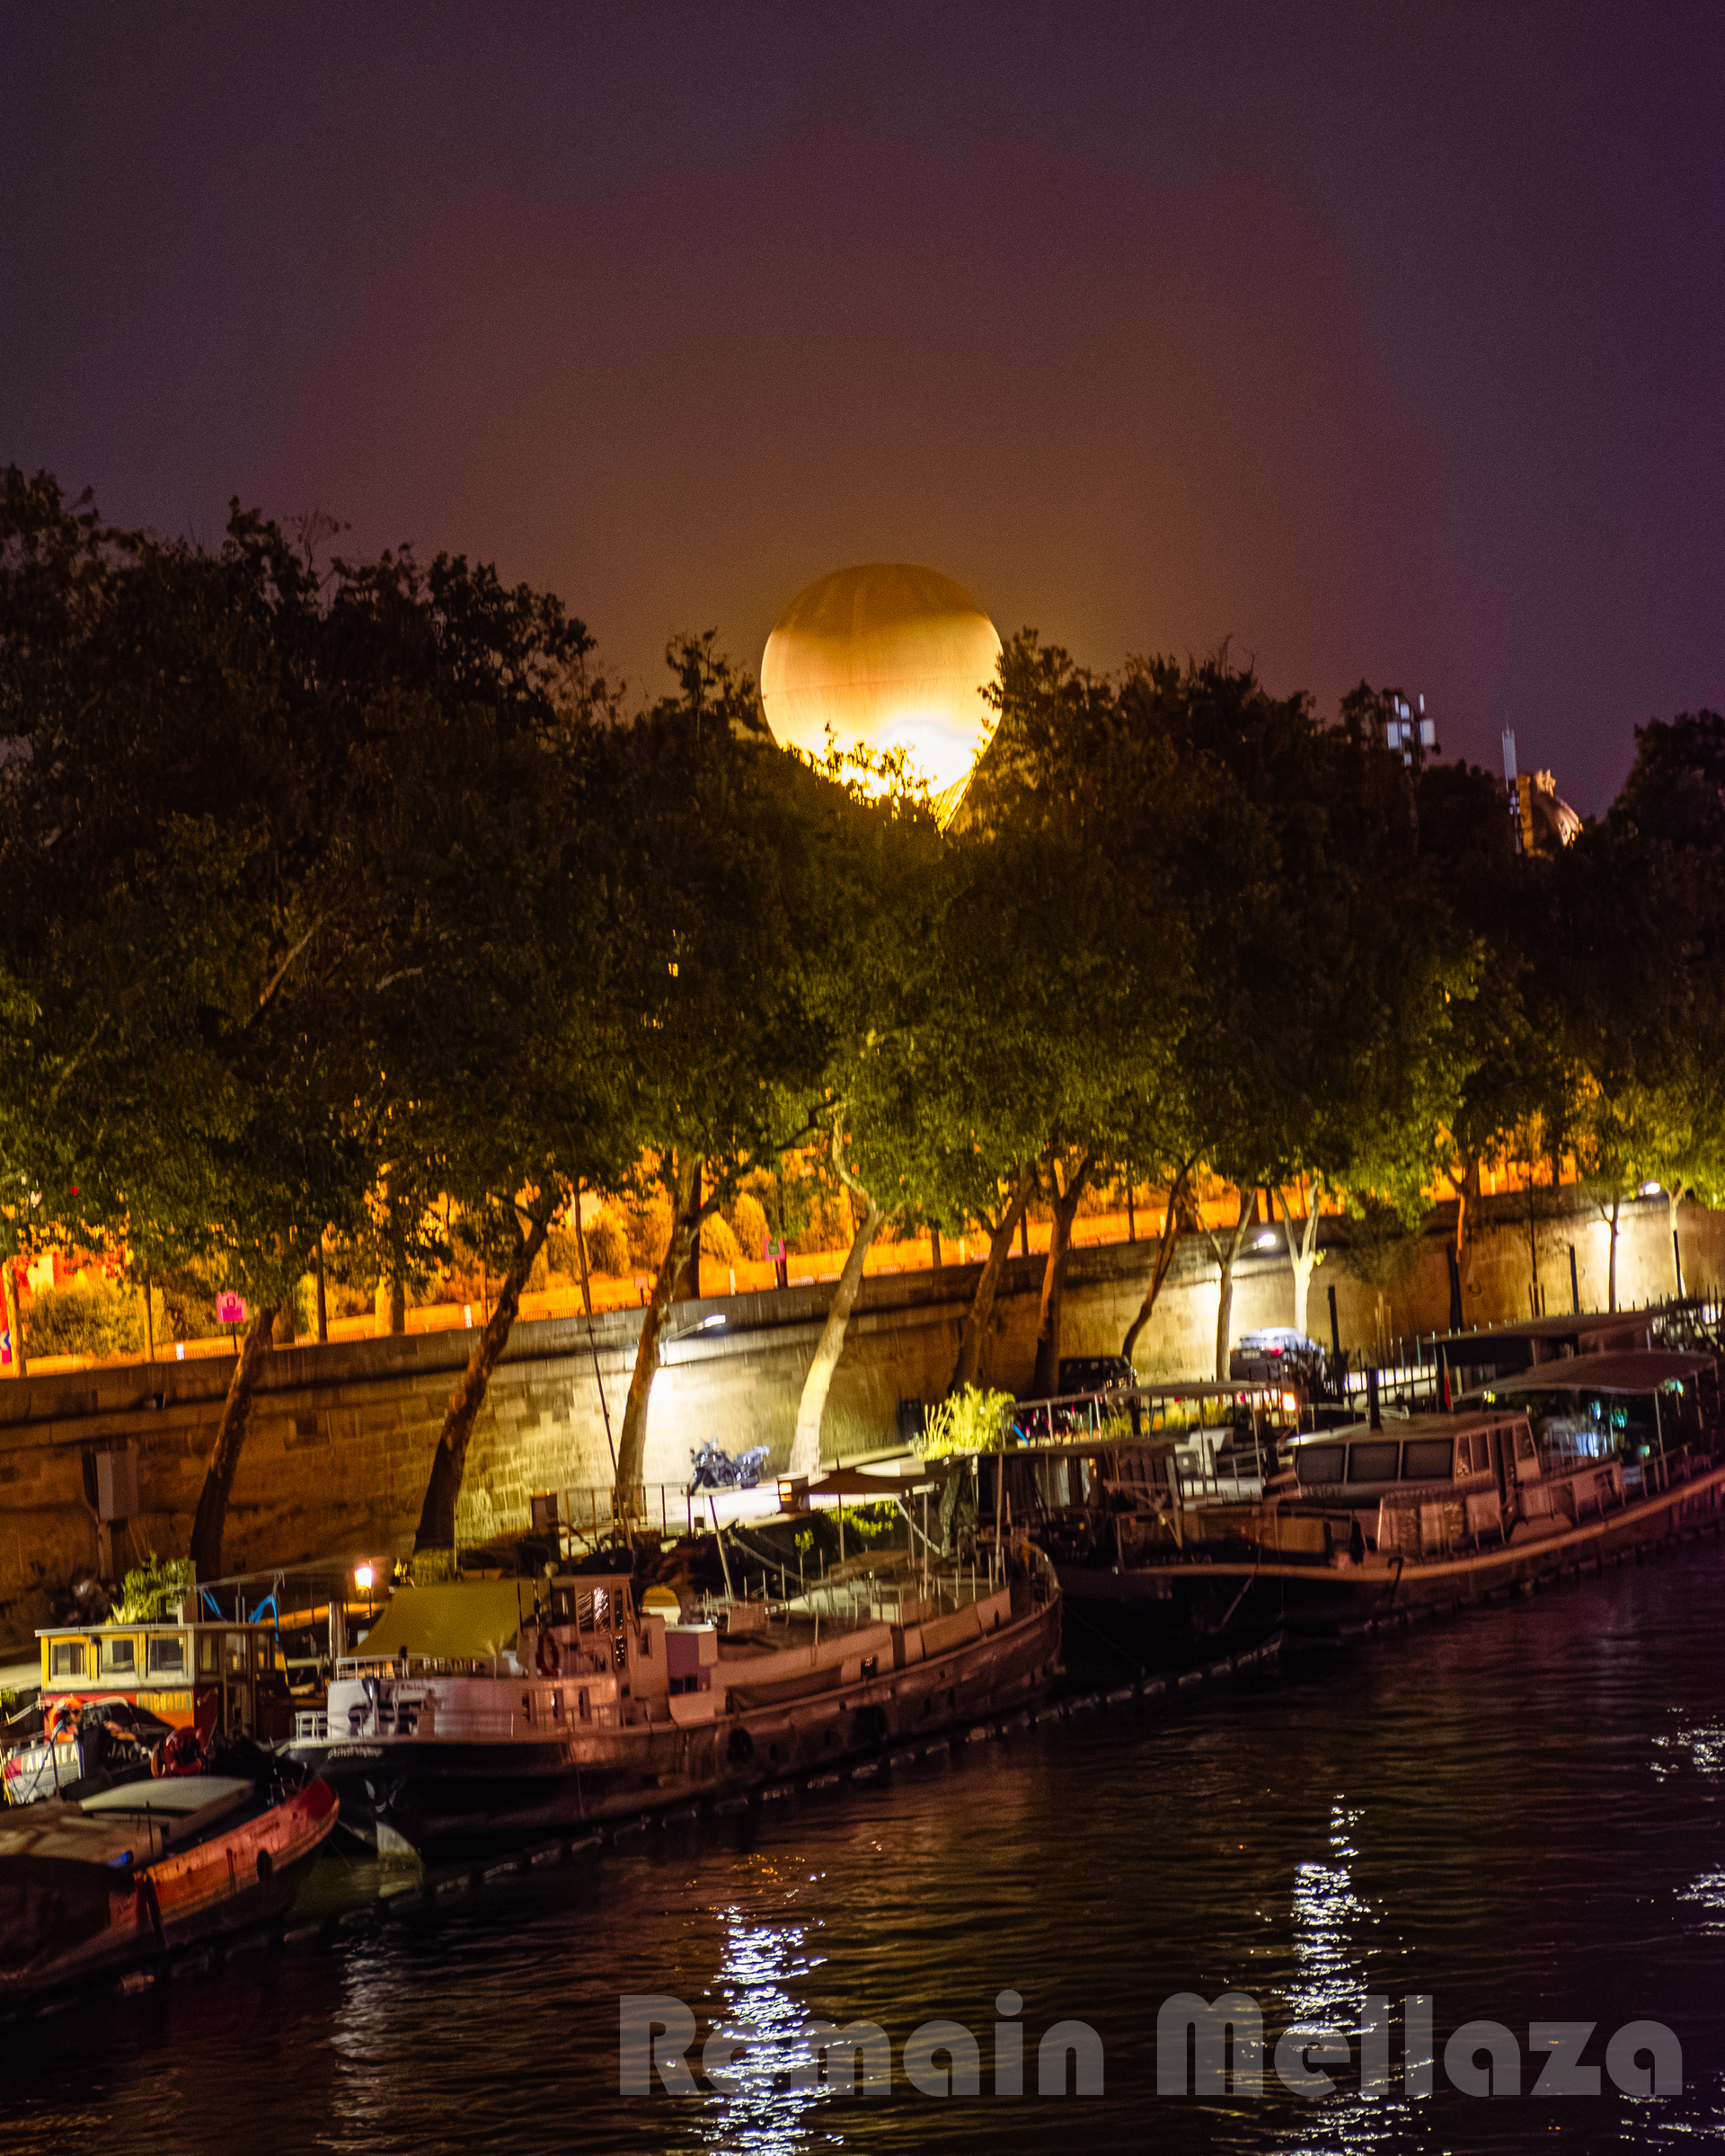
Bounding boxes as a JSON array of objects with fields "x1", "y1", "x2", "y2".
[
  {"x1": 760, "y1": 563, "x2": 1002, "y2": 822},
  {"x1": 1381, "y1": 690, "x2": 1438, "y2": 766}
]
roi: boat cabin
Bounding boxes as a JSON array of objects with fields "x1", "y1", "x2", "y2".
[
  {"x1": 1433, "y1": 1312, "x2": 1654, "y2": 1406},
  {"x1": 36, "y1": 1616, "x2": 288, "y2": 1741},
  {"x1": 1456, "y1": 1348, "x2": 1721, "y2": 1481},
  {"x1": 1287, "y1": 1412, "x2": 1530, "y2": 1501}
]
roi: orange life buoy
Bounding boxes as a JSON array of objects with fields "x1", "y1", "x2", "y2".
[
  {"x1": 535, "y1": 1628, "x2": 561, "y2": 1678},
  {"x1": 46, "y1": 1695, "x2": 83, "y2": 1742}
]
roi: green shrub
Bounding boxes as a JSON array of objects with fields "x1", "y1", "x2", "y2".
[
  {"x1": 699, "y1": 1213, "x2": 742, "y2": 1266},
  {"x1": 548, "y1": 1209, "x2": 632, "y2": 1282},
  {"x1": 920, "y1": 1383, "x2": 1015, "y2": 1458},
  {"x1": 625, "y1": 1195, "x2": 673, "y2": 1274},
  {"x1": 584, "y1": 1211, "x2": 631, "y2": 1277},
  {"x1": 117, "y1": 1553, "x2": 196, "y2": 1621},
  {"x1": 23, "y1": 1275, "x2": 144, "y2": 1359},
  {"x1": 728, "y1": 1190, "x2": 769, "y2": 1259}
]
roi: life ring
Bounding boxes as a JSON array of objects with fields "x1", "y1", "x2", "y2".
[
  {"x1": 535, "y1": 1629, "x2": 562, "y2": 1678},
  {"x1": 45, "y1": 1695, "x2": 83, "y2": 1742}
]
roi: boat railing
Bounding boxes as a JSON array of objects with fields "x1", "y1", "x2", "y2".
[{"x1": 703, "y1": 1558, "x2": 997, "y2": 1635}]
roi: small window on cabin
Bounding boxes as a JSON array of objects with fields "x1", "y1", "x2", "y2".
[
  {"x1": 225, "y1": 1633, "x2": 250, "y2": 1677},
  {"x1": 50, "y1": 1641, "x2": 85, "y2": 1678},
  {"x1": 1402, "y1": 1438, "x2": 1454, "y2": 1481},
  {"x1": 1469, "y1": 1432, "x2": 1491, "y2": 1474},
  {"x1": 1348, "y1": 1442, "x2": 1402, "y2": 1483},
  {"x1": 1517, "y1": 1429, "x2": 1538, "y2": 1462},
  {"x1": 147, "y1": 1635, "x2": 188, "y2": 1677},
  {"x1": 102, "y1": 1635, "x2": 137, "y2": 1675},
  {"x1": 1297, "y1": 1445, "x2": 1346, "y2": 1484},
  {"x1": 198, "y1": 1631, "x2": 219, "y2": 1675}
]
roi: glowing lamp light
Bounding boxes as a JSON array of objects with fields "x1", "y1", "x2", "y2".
[
  {"x1": 1640, "y1": 1181, "x2": 1662, "y2": 1197},
  {"x1": 354, "y1": 1562, "x2": 376, "y2": 1592},
  {"x1": 1253, "y1": 1231, "x2": 1279, "y2": 1250}
]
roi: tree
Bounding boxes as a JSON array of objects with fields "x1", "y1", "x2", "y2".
[
  {"x1": 783, "y1": 746, "x2": 944, "y2": 1479},
  {"x1": 279, "y1": 543, "x2": 634, "y2": 1553},
  {"x1": 1112, "y1": 659, "x2": 1479, "y2": 1375},
  {"x1": 942, "y1": 633, "x2": 1194, "y2": 1396},
  {"x1": 595, "y1": 638, "x2": 863, "y2": 1519},
  {"x1": 0, "y1": 473, "x2": 373, "y2": 1577}
]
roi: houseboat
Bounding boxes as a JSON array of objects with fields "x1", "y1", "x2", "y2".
[
  {"x1": 991, "y1": 1349, "x2": 1723, "y2": 1655},
  {"x1": 4, "y1": 1610, "x2": 296, "y2": 1807},
  {"x1": 0, "y1": 1768, "x2": 338, "y2": 2005},
  {"x1": 288, "y1": 1534, "x2": 1061, "y2": 1861}
]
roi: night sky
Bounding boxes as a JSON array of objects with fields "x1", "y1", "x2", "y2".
[{"x1": 5, "y1": 5, "x2": 1721, "y2": 811}]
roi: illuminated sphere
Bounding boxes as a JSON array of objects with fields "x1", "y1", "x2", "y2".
[{"x1": 760, "y1": 563, "x2": 1002, "y2": 799}]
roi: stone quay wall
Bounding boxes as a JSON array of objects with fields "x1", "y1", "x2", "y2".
[{"x1": 1, "y1": 1190, "x2": 1718, "y2": 1651}]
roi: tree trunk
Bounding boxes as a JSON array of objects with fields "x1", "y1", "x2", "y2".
[
  {"x1": 1030, "y1": 1150, "x2": 1092, "y2": 1398},
  {"x1": 671, "y1": 1159, "x2": 703, "y2": 1303},
  {"x1": 949, "y1": 1162, "x2": 1037, "y2": 1393},
  {"x1": 314, "y1": 1239, "x2": 328, "y2": 1342},
  {"x1": 383, "y1": 1188, "x2": 408, "y2": 1334},
  {"x1": 414, "y1": 1207, "x2": 554, "y2": 1551},
  {"x1": 1607, "y1": 1192, "x2": 1621, "y2": 1312},
  {"x1": 788, "y1": 1131, "x2": 884, "y2": 1478},
  {"x1": 613, "y1": 1151, "x2": 703, "y2": 1518},
  {"x1": 1276, "y1": 1180, "x2": 1323, "y2": 1339},
  {"x1": 1206, "y1": 1192, "x2": 1254, "y2": 1382},
  {"x1": 1668, "y1": 1185, "x2": 1685, "y2": 1296},
  {"x1": 572, "y1": 1187, "x2": 593, "y2": 1317},
  {"x1": 141, "y1": 1276, "x2": 155, "y2": 1363},
  {"x1": 189, "y1": 1303, "x2": 279, "y2": 1581},
  {"x1": 1120, "y1": 1164, "x2": 1193, "y2": 1366},
  {"x1": 3, "y1": 1255, "x2": 26, "y2": 1377}
]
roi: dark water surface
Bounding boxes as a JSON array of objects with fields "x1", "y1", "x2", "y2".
[{"x1": 7, "y1": 1542, "x2": 1725, "y2": 2154}]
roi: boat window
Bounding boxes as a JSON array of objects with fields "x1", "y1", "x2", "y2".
[
  {"x1": 101, "y1": 1635, "x2": 137, "y2": 1675},
  {"x1": 1296, "y1": 1445, "x2": 1346, "y2": 1484},
  {"x1": 1466, "y1": 1431, "x2": 1491, "y2": 1474},
  {"x1": 1402, "y1": 1438, "x2": 1454, "y2": 1481},
  {"x1": 1516, "y1": 1429, "x2": 1538, "y2": 1462},
  {"x1": 225, "y1": 1633, "x2": 250, "y2": 1676},
  {"x1": 198, "y1": 1631, "x2": 220, "y2": 1675},
  {"x1": 50, "y1": 1640, "x2": 85, "y2": 1678},
  {"x1": 1348, "y1": 1442, "x2": 1402, "y2": 1483},
  {"x1": 147, "y1": 1634, "x2": 188, "y2": 1677}
]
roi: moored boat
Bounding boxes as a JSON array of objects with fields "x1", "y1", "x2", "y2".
[
  {"x1": 288, "y1": 1535, "x2": 1061, "y2": 1861},
  {"x1": 993, "y1": 1348, "x2": 1725, "y2": 1657},
  {"x1": 0, "y1": 1766, "x2": 338, "y2": 2005}
]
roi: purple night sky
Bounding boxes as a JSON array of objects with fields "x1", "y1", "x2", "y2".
[{"x1": 5, "y1": 4, "x2": 1721, "y2": 809}]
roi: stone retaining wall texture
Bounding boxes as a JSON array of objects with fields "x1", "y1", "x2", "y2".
[{"x1": 1, "y1": 1193, "x2": 1718, "y2": 1649}]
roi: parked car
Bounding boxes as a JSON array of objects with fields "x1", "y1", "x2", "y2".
[{"x1": 1229, "y1": 1329, "x2": 1324, "y2": 1384}]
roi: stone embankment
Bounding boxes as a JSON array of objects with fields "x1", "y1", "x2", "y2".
[{"x1": 0, "y1": 1194, "x2": 1715, "y2": 1650}]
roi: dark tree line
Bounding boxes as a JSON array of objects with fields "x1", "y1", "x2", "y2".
[{"x1": 4, "y1": 471, "x2": 1721, "y2": 1574}]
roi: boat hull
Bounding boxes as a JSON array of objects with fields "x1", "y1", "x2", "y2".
[
  {"x1": 295, "y1": 1593, "x2": 1061, "y2": 1861},
  {"x1": 1055, "y1": 1458, "x2": 1725, "y2": 1651},
  {"x1": 0, "y1": 1776, "x2": 339, "y2": 2005}
]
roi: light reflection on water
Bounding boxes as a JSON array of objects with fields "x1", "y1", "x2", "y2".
[
  {"x1": 698, "y1": 1904, "x2": 823, "y2": 2155},
  {"x1": 4, "y1": 1542, "x2": 1725, "y2": 2152}
]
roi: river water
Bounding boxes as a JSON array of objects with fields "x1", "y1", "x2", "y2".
[{"x1": 6, "y1": 1538, "x2": 1725, "y2": 2155}]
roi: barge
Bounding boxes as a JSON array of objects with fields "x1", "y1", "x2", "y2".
[
  {"x1": 288, "y1": 1538, "x2": 1060, "y2": 1861},
  {"x1": 995, "y1": 1348, "x2": 1723, "y2": 1655}
]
